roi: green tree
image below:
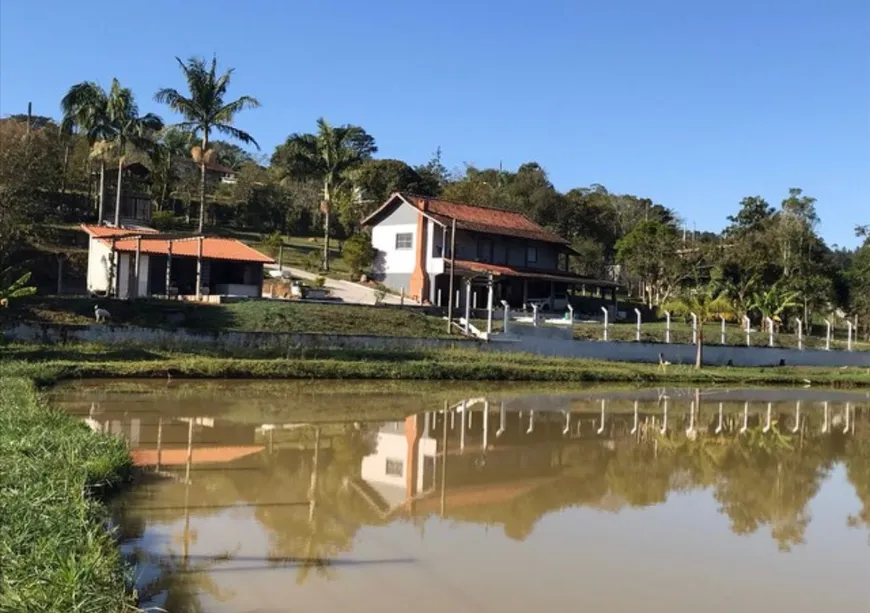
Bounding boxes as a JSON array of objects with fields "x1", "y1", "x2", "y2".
[
  {"x1": 616, "y1": 219, "x2": 681, "y2": 306},
  {"x1": 60, "y1": 81, "x2": 115, "y2": 223},
  {"x1": 749, "y1": 281, "x2": 800, "y2": 329},
  {"x1": 105, "y1": 79, "x2": 163, "y2": 226},
  {"x1": 272, "y1": 118, "x2": 377, "y2": 270},
  {"x1": 341, "y1": 234, "x2": 376, "y2": 279},
  {"x1": 664, "y1": 285, "x2": 733, "y2": 369},
  {"x1": 155, "y1": 56, "x2": 261, "y2": 232},
  {"x1": 150, "y1": 127, "x2": 197, "y2": 212}
]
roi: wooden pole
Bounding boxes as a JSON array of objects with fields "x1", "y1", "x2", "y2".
[
  {"x1": 108, "y1": 238, "x2": 117, "y2": 297},
  {"x1": 446, "y1": 218, "x2": 457, "y2": 332},
  {"x1": 134, "y1": 236, "x2": 142, "y2": 298},
  {"x1": 165, "y1": 240, "x2": 173, "y2": 298}
]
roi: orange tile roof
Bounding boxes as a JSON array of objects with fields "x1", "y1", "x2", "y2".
[
  {"x1": 452, "y1": 259, "x2": 620, "y2": 287},
  {"x1": 130, "y1": 445, "x2": 265, "y2": 466},
  {"x1": 81, "y1": 225, "x2": 274, "y2": 264},
  {"x1": 362, "y1": 193, "x2": 569, "y2": 245}
]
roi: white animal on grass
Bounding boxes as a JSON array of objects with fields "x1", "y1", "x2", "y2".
[{"x1": 94, "y1": 305, "x2": 111, "y2": 323}]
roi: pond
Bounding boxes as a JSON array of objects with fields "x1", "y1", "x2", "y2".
[{"x1": 55, "y1": 381, "x2": 870, "y2": 613}]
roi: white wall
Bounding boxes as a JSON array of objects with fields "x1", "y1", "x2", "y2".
[
  {"x1": 426, "y1": 219, "x2": 444, "y2": 275},
  {"x1": 372, "y1": 223, "x2": 418, "y2": 275},
  {"x1": 137, "y1": 255, "x2": 150, "y2": 297},
  {"x1": 360, "y1": 431, "x2": 408, "y2": 488},
  {"x1": 87, "y1": 238, "x2": 113, "y2": 293},
  {"x1": 118, "y1": 253, "x2": 131, "y2": 299}
]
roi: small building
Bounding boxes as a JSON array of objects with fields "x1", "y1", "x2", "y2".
[
  {"x1": 82, "y1": 225, "x2": 274, "y2": 299},
  {"x1": 361, "y1": 192, "x2": 619, "y2": 308}
]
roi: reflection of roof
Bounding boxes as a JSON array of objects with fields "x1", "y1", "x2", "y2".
[
  {"x1": 81, "y1": 225, "x2": 274, "y2": 264},
  {"x1": 130, "y1": 446, "x2": 264, "y2": 466},
  {"x1": 453, "y1": 260, "x2": 621, "y2": 287},
  {"x1": 411, "y1": 477, "x2": 558, "y2": 514},
  {"x1": 362, "y1": 193, "x2": 569, "y2": 245}
]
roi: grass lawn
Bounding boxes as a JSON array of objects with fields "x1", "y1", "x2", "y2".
[
  {"x1": 0, "y1": 378, "x2": 134, "y2": 612},
  {"x1": 2, "y1": 296, "x2": 449, "y2": 338}
]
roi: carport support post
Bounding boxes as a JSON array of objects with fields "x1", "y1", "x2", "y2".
[
  {"x1": 108, "y1": 238, "x2": 117, "y2": 297},
  {"x1": 486, "y1": 274, "x2": 494, "y2": 336},
  {"x1": 195, "y1": 237, "x2": 204, "y2": 300},
  {"x1": 634, "y1": 308, "x2": 641, "y2": 341},
  {"x1": 601, "y1": 306, "x2": 609, "y2": 341},
  {"x1": 796, "y1": 317, "x2": 803, "y2": 350},
  {"x1": 445, "y1": 218, "x2": 456, "y2": 333},
  {"x1": 134, "y1": 236, "x2": 141, "y2": 298},
  {"x1": 464, "y1": 278, "x2": 472, "y2": 334},
  {"x1": 665, "y1": 311, "x2": 671, "y2": 343},
  {"x1": 165, "y1": 240, "x2": 173, "y2": 299}
]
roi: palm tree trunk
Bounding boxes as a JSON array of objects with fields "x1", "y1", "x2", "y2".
[
  {"x1": 97, "y1": 160, "x2": 106, "y2": 224},
  {"x1": 161, "y1": 153, "x2": 171, "y2": 211},
  {"x1": 114, "y1": 155, "x2": 124, "y2": 227},
  {"x1": 322, "y1": 184, "x2": 330, "y2": 271},
  {"x1": 198, "y1": 133, "x2": 208, "y2": 233},
  {"x1": 695, "y1": 326, "x2": 704, "y2": 369}
]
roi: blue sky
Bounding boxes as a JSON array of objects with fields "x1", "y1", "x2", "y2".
[{"x1": 1, "y1": 0, "x2": 867, "y2": 247}]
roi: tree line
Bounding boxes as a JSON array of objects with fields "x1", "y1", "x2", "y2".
[{"x1": 1, "y1": 53, "x2": 867, "y2": 342}]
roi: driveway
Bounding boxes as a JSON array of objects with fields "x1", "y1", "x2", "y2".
[{"x1": 265, "y1": 264, "x2": 416, "y2": 306}]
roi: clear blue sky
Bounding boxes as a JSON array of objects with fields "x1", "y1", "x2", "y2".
[{"x1": 1, "y1": 0, "x2": 867, "y2": 247}]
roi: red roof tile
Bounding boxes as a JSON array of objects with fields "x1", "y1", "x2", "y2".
[
  {"x1": 362, "y1": 193, "x2": 569, "y2": 245},
  {"x1": 130, "y1": 446, "x2": 265, "y2": 466},
  {"x1": 81, "y1": 224, "x2": 158, "y2": 238},
  {"x1": 109, "y1": 236, "x2": 274, "y2": 263}
]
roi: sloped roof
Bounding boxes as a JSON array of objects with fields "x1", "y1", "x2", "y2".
[
  {"x1": 362, "y1": 192, "x2": 570, "y2": 245},
  {"x1": 81, "y1": 224, "x2": 274, "y2": 264},
  {"x1": 453, "y1": 259, "x2": 620, "y2": 287}
]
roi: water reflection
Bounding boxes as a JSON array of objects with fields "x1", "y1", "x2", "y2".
[{"x1": 62, "y1": 385, "x2": 870, "y2": 612}]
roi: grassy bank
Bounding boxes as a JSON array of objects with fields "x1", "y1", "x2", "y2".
[
  {"x1": 2, "y1": 296, "x2": 447, "y2": 337},
  {"x1": 3, "y1": 343, "x2": 870, "y2": 388},
  {"x1": 0, "y1": 378, "x2": 135, "y2": 612}
]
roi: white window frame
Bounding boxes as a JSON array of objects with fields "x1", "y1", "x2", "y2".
[
  {"x1": 395, "y1": 232, "x2": 413, "y2": 250},
  {"x1": 385, "y1": 458, "x2": 404, "y2": 477}
]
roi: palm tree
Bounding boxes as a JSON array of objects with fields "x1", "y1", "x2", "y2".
[
  {"x1": 60, "y1": 81, "x2": 114, "y2": 223},
  {"x1": 154, "y1": 56, "x2": 260, "y2": 232},
  {"x1": 665, "y1": 285, "x2": 733, "y2": 369},
  {"x1": 151, "y1": 127, "x2": 197, "y2": 212},
  {"x1": 273, "y1": 118, "x2": 376, "y2": 270},
  {"x1": 105, "y1": 79, "x2": 163, "y2": 226},
  {"x1": 749, "y1": 282, "x2": 800, "y2": 332}
]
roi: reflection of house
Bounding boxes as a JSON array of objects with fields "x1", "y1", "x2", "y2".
[
  {"x1": 83, "y1": 225, "x2": 274, "y2": 299},
  {"x1": 361, "y1": 192, "x2": 619, "y2": 307}
]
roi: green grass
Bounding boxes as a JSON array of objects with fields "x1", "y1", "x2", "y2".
[
  {"x1": 3, "y1": 344, "x2": 870, "y2": 388},
  {"x1": 573, "y1": 320, "x2": 870, "y2": 352},
  {"x1": 0, "y1": 378, "x2": 135, "y2": 612},
  {"x1": 3, "y1": 296, "x2": 449, "y2": 337}
]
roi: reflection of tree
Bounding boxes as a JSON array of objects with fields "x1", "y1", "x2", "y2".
[{"x1": 845, "y1": 438, "x2": 870, "y2": 542}]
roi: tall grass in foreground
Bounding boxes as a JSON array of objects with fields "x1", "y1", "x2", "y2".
[{"x1": 0, "y1": 378, "x2": 135, "y2": 612}]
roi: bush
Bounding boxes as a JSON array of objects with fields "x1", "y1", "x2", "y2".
[
  {"x1": 342, "y1": 234, "x2": 376, "y2": 278},
  {"x1": 151, "y1": 210, "x2": 177, "y2": 231},
  {"x1": 314, "y1": 276, "x2": 327, "y2": 289},
  {"x1": 305, "y1": 250, "x2": 322, "y2": 272}
]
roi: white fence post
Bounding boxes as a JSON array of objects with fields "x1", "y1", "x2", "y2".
[
  {"x1": 601, "y1": 306, "x2": 609, "y2": 341},
  {"x1": 437, "y1": 289, "x2": 442, "y2": 307},
  {"x1": 796, "y1": 317, "x2": 803, "y2": 350},
  {"x1": 531, "y1": 303, "x2": 539, "y2": 327},
  {"x1": 825, "y1": 319, "x2": 832, "y2": 350},
  {"x1": 765, "y1": 317, "x2": 774, "y2": 347},
  {"x1": 486, "y1": 276, "x2": 494, "y2": 336},
  {"x1": 501, "y1": 300, "x2": 510, "y2": 335},
  {"x1": 743, "y1": 315, "x2": 751, "y2": 347},
  {"x1": 635, "y1": 308, "x2": 642, "y2": 342},
  {"x1": 665, "y1": 311, "x2": 671, "y2": 344},
  {"x1": 567, "y1": 304, "x2": 574, "y2": 322},
  {"x1": 691, "y1": 313, "x2": 698, "y2": 344},
  {"x1": 847, "y1": 320, "x2": 853, "y2": 351},
  {"x1": 720, "y1": 316, "x2": 726, "y2": 345},
  {"x1": 464, "y1": 280, "x2": 472, "y2": 334}
]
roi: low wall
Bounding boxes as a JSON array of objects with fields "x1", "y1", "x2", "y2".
[
  {"x1": 4, "y1": 322, "x2": 869, "y2": 368},
  {"x1": 1, "y1": 322, "x2": 479, "y2": 353},
  {"x1": 490, "y1": 336, "x2": 870, "y2": 368}
]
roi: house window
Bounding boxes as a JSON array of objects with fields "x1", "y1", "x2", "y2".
[
  {"x1": 385, "y1": 459, "x2": 404, "y2": 477},
  {"x1": 527, "y1": 246, "x2": 538, "y2": 264},
  {"x1": 395, "y1": 233, "x2": 413, "y2": 250}
]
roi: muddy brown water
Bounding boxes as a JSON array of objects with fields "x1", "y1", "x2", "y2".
[{"x1": 55, "y1": 381, "x2": 870, "y2": 613}]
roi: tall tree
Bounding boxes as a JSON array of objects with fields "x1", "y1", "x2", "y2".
[
  {"x1": 665, "y1": 285, "x2": 733, "y2": 369},
  {"x1": 105, "y1": 79, "x2": 163, "y2": 226},
  {"x1": 60, "y1": 81, "x2": 115, "y2": 223},
  {"x1": 616, "y1": 219, "x2": 681, "y2": 306},
  {"x1": 272, "y1": 118, "x2": 376, "y2": 270},
  {"x1": 155, "y1": 56, "x2": 260, "y2": 232}
]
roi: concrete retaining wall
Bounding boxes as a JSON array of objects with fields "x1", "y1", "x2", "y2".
[{"x1": 4, "y1": 322, "x2": 869, "y2": 368}]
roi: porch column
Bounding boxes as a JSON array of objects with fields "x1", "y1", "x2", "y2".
[
  {"x1": 549, "y1": 281, "x2": 555, "y2": 309},
  {"x1": 486, "y1": 274, "x2": 494, "y2": 335},
  {"x1": 134, "y1": 236, "x2": 142, "y2": 298},
  {"x1": 108, "y1": 238, "x2": 117, "y2": 297},
  {"x1": 464, "y1": 278, "x2": 472, "y2": 334},
  {"x1": 195, "y1": 237, "x2": 204, "y2": 300},
  {"x1": 165, "y1": 240, "x2": 173, "y2": 298}
]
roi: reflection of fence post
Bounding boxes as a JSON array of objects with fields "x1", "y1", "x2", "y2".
[
  {"x1": 825, "y1": 319, "x2": 832, "y2": 350},
  {"x1": 691, "y1": 312, "x2": 698, "y2": 344},
  {"x1": 665, "y1": 311, "x2": 671, "y2": 344},
  {"x1": 720, "y1": 316, "x2": 726, "y2": 345},
  {"x1": 601, "y1": 306, "x2": 609, "y2": 341},
  {"x1": 743, "y1": 316, "x2": 751, "y2": 347},
  {"x1": 846, "y1": 320, "x2": 853, "y2": 351},
  {"x1": 796, "y1": 318, "x2": 803, "y2": 350},
  {"x1": 634, "y1": 308, "x2": 642, "y2": 342},
  {"x1": 765, "y1": 317, "x2": 774, "y2": 347}
]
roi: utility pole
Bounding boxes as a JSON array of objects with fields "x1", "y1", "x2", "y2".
[{"x1": 446, "y1": 218, "x2": 457, "y2": 333}]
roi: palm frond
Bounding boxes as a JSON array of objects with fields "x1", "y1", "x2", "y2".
[{"x1": 214, "y1": 123, "x2": 259, "y2": 149}]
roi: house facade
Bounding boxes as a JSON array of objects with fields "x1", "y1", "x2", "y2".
[{"x1": 362, "y1": 192, "x2": 618, "y2": 308}]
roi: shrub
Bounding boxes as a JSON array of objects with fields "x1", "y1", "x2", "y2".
[
  {"x1": 150, "y1": 210, "x2": 177, "y2": 230},
  {"x1": 305, "y1": 250, "x2": 322, "y2": 272},
  {"x1": 342, "y1": 234, "x2": 376, "y2": 278},
  {"x1": 314, "y1": 276, "x2": 327, "y2": 289}
]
